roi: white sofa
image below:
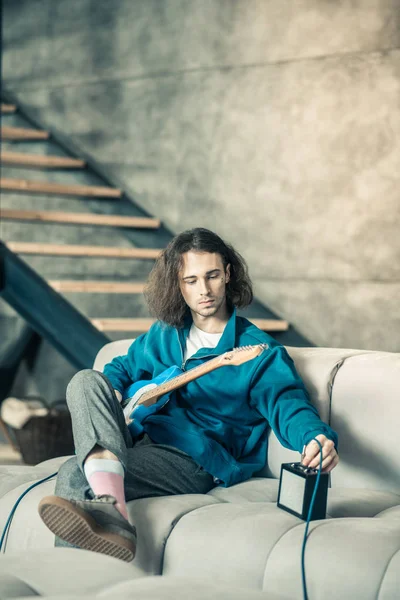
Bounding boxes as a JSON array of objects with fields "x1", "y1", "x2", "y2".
[{"x1": 0, "y1": 342, "x2": 399, "y2": 600}]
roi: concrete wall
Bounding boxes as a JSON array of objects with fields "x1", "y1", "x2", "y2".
[{"x1": 3, "y1": 0, "x2": 400, "y2": 351}]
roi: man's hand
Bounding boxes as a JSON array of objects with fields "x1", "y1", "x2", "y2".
[{"x1": 302, "y1": 434, "x2": 339, "y2": 473}]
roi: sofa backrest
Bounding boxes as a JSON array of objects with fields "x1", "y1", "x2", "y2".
[
  {"x1": 93, "y1": 341, "x2": 400, "y2": 495},
  {"x1": 94, "y1": 339, "x2": 133, "y2": 372},
  {"x1": 329, "y1": 351, "x2": 400, "y2": 494}
]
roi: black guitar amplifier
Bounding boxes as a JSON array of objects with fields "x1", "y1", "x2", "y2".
[{"x1": 277, "y1": 462, "x2": 329, "y2": 521}]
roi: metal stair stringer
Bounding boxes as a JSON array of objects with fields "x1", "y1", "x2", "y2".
[{"x1": 0, "y1": 242, "x2": 109, "y2": 370}]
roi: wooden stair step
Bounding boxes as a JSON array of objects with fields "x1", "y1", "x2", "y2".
[
  {"x1": 0, "y1": 178, "x2": 122, "y2": 198},
  {"x1": 1, "y1": 151, "x2": 86, "y2": 169},
  {"x1": 1, "y1": 103, "x2": 17, "y2": 114},
  {"x1": 49, "y1": 280, "x2": 146, "y2": 293},
  {"x1": 1, "y1": 209, "x2": 160, "y2": 229},
  {"x1": 7, "y1": 242, "x2": 161, "y2": 259},
  {"x1": 91, "y1": 318, "x2": 288, "y2": 332},
  {"x1": 1, "y1": 126, "x2": 49, "y2": 140},
  {"x1": 92, "y1": 318, "x2": 155, "y2": 332}
]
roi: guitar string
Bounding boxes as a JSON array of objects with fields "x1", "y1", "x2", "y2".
[{"x1": 139, "y1": 343, "x2": 268, "y2": 403}]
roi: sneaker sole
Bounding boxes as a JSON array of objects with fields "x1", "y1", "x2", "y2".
[{"x1": 38, "y1": 496, "x2": 136, "y2": 562}]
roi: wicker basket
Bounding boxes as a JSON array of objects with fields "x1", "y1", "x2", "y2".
[{"x1": 11, "y1": 398, "x2": 75, "y2": 465}]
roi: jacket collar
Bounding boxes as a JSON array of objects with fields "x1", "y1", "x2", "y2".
[{"x1": 178, "y1": 306, "x2": 237, "y2": 356}]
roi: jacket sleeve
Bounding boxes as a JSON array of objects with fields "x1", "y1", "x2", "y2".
[
  {"x1": 102, "y1": 333, "x2": 150, "y2": 394},
  {"x1": 249, "y1": 345, "x2": 338, "y2": 452}
]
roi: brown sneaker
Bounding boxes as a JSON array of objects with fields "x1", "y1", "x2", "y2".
[{"x1": 38, "y1": 494, "x2": 137, "y2": 562}]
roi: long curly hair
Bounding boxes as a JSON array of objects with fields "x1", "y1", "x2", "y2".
[{"x1": 144, "y1": 228, "x2": 253, "y2": 327}]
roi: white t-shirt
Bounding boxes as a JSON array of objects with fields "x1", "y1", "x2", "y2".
[{"x1": 183, "y1": 323, "x2": 223, "y2": 361}]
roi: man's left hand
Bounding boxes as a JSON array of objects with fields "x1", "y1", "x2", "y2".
[{"x1": 302, "y1": 434, "x2": 339, "y2": 473}]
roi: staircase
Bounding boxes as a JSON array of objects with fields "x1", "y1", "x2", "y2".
[{"x1": 0, "y1": 96, "x2": 311, "y2": 372}]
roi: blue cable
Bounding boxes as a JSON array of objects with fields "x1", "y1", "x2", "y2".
[
  {"x1": 301, "y1": 438, "x2": 323, "y2": 600},
  {"x1": 0, "y1": 471, "x2": 58, "y2": 553}
]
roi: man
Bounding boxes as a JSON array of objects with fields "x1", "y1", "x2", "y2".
[{"x1": 39, "y1": 227, "x2": 339, "y2": 562}]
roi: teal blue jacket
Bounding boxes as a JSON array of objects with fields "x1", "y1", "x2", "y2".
[{"x1": 103, "y1": 309, "x2": 338, "y2": 487}]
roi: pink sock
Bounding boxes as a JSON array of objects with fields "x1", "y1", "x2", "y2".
[{"x1": 84, "y1": 459, "x2": 128, "y2": 520}]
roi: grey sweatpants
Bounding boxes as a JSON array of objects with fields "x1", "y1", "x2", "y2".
[{"x1": 54, "y1": 369, "x2": 215, "y2": 547}]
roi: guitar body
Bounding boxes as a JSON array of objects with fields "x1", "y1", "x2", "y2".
[
  {"x1": 122, "y1": 365, "x2": 182, "y2": 436},
  {"x1": 120, "y1": 343, "x2": 268, "y2": 437}
]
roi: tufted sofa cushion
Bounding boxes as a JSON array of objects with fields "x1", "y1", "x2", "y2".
[
  {"x1": 0, "y1": 344, "x2": 399, "y2": 599},
  {"x1": 0, "y1": 548, "x2": 280, "y2": 599}
]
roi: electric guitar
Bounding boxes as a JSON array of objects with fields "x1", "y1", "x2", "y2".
[{"x1": 122, "y1": 343, "x2": 269, "y2": 436}]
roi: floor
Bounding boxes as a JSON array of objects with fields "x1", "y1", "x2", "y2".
[{"x1": 0, "y1": 443, "x2": 23, "y2": 465}]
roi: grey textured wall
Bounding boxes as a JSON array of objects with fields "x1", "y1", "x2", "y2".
[{"x1": 3, "y1": 0, "x2": 400, "y2": 351}]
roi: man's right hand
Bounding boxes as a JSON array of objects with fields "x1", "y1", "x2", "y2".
[
  {"x1": 302, "y1": 435, "x2": 339, "y2": 473},
  {"x1": 114, "y1": 389, "x2": 122, "y2": 403}
]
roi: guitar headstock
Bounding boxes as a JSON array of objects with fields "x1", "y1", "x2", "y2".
[{"x1": 218, "y1": 343, "x2": 269, "y2": 367}]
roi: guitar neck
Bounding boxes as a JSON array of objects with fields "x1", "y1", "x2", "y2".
[{"x1": 138, "y1": 355, "x2": 223, "y2": 406}]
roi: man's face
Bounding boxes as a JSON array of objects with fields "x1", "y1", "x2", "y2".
[{"x1": 179, "y1": 251, "x2": 231, "y2": 319}]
